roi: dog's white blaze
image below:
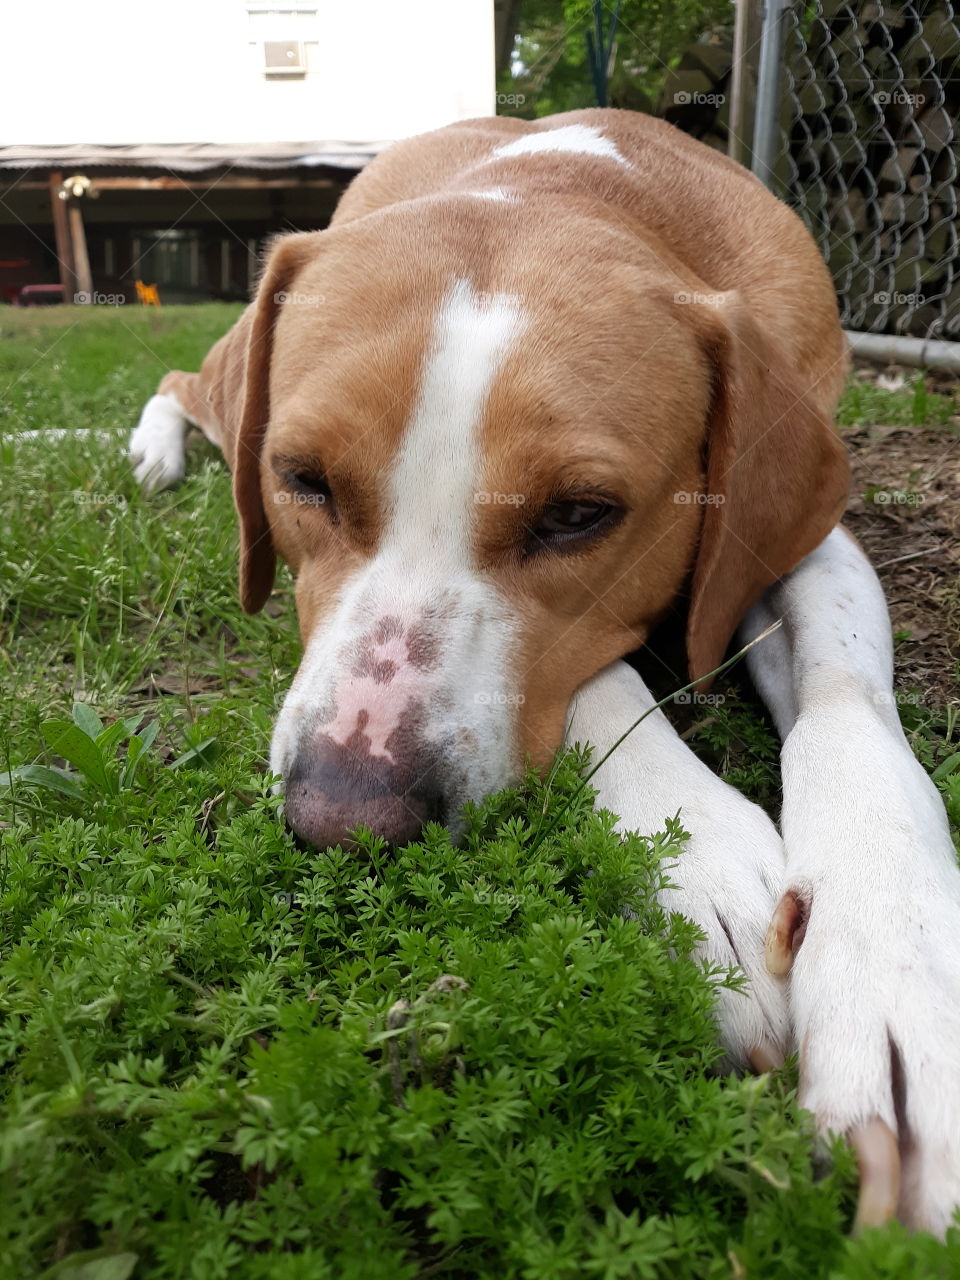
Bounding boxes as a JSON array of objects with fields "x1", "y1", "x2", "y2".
[
  {"x1": 465, "y1": 187, "x2": 517, "y2": 203},
  {"x1": 269, "y1": 279, "x2": 528, "y2": 812},
  {"x1": 492, "y1": 123, "x2": 628, "y2": 165},
  {"x1": 384, "y1": 278, "x2": 525, "y2": 569}
]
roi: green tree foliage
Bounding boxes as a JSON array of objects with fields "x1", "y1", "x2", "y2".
[{"x1": 497, "y1": 0, "x2": 733, "y2": 118}]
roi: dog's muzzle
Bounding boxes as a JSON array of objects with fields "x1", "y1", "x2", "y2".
[{"x1": 282, "y1": 719, "x2": 447, "y2": 849}]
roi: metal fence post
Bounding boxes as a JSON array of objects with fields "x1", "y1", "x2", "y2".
[
  {"x1": 728, "y1": 0, "x2": 762, "y2": 168},
  {"x1": 751, "y1": 0, "x2": 790, "y2": 189}
]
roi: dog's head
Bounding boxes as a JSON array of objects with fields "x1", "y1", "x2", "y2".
[{"x1": 214, "y1": 205, "x2": 847, "y2": 847}]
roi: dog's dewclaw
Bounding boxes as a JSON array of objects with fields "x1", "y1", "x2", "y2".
[
  {"x1": 765, "y1": 888, "x2": 806, "y2": 977},
  {"x1": 850, "y1": 1117, "x2": 900, "y2": 1234}
]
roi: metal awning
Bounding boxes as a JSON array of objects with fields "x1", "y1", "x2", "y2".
[{"x1": 0, "y1": 141, "x2": 389, "y2": 173}]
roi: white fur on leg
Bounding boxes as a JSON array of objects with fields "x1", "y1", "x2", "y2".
[
  {"x1": 744, "y1": 526, "x2": 960, "y2": 1235},
  {"x1": 128, "y1": 393, "x2": 189, "y2": 492},
  {"x1": 567, "y1": 660, "x2": 790, "y2": 1070}
]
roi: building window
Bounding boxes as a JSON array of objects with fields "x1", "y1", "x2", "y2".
[
  {"x1": 133, "y1": 229, "x2": 202, "y2": 291},
  {"x1": 263, "y1": 40, "x2": 305, "y2": 75},
  {"x1": 247, "y1": 5, "x2": 317, "y2": 77}
]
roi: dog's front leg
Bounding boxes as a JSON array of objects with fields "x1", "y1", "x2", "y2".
[
  {"x1": 566, "y1": 660, "x2": 789, "y2": 1073},
  {"x1": 129, "y1": 382, "x2": 195, "y2": 493},
  {"x1": 743, "y1": 525, "x2": 960, "y2": 1235},
  {"x1": 130, "y1": 332, "x2": 237, "y2": 493}
]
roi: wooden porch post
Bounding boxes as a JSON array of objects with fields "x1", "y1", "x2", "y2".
[
  {"x1": 48, "y1": 170, "x2": 77, "y2": 300},
  {"x1": 67, "y1": 200, "x2": 93, "y2": 303}
]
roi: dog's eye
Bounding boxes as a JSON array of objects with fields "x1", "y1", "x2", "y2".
[
  {"x1": 526, "y1": 498, "x2": 622, "y2": 553},
  {"x1": 538, "y1": 500, "x2": 610, "y2": 533},
  {"x1": 282, "y1": 470, "x2": 333, "y2": 510}
]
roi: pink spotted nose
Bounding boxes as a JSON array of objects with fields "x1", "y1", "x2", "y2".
[
  {"x1": 281, "y1": 614, "x2": 450, "y2": 847},
  {"x1": 283, "y1": 713, "x2": 445, "y2": 848}
]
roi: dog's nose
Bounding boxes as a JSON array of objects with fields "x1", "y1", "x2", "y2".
[{"x1": 282, "y1": 734, "x2": 444, "y2": 849}]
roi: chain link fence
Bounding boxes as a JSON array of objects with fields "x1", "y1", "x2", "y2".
[
  {"x1": 763, "y1": 0, "x2": 960, "y2": 341},
  {"x1": 650, "y1": 1, "x2": 959, "y2": 343}
]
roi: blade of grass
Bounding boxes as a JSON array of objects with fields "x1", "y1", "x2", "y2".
[{"x1": 528, "y1": 619, "x2": 784, "y2": 857}]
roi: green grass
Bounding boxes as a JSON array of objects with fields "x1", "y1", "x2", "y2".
[
  {"x1": 836, "y1": 371, "x2": 958, "y2": 428},
  {"x1": 0, "y1": 304, "x2": 279, "y2": 769},
  {"x1": 1, "y1": 305, "x2": 959, "y2": 1278}
]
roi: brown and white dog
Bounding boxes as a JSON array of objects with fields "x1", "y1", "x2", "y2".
[{"x1": 130, "y1": 110, "x2": 960, "y2": 1234}]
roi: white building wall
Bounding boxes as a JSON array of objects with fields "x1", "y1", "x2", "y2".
[{"x1": 3, "y1": 0, "x2": 494, "y2": 145}]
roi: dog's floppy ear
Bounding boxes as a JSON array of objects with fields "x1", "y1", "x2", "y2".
[
  {"x1": 221, "y1": 231, "x2": 321, "y2": 612},
  {"x1": 686, "y1": 291, "x2": 849, "y2": 684}
]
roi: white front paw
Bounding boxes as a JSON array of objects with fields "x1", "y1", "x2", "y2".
[
  {"x1": 769, "y1": 868, "x2": 960, "y2": 1236},
  {"x1": 566, "y1": 660, "x2": 789, "y2": 1074},
  {"x1": 659, "y1": 801, "x2": 790, "y2": 1074},
  {"x1": 128, "y1": 394, "x2": 186, "y2": 493}
]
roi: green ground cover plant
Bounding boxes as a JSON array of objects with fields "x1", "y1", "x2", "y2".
[{"x1": 1, "y1": 306, "x2": 959, "y2": 1277}]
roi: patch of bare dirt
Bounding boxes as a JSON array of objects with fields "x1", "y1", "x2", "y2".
[{"x1": 843, "y1": 422, "x2": 960, "y2": 708}]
